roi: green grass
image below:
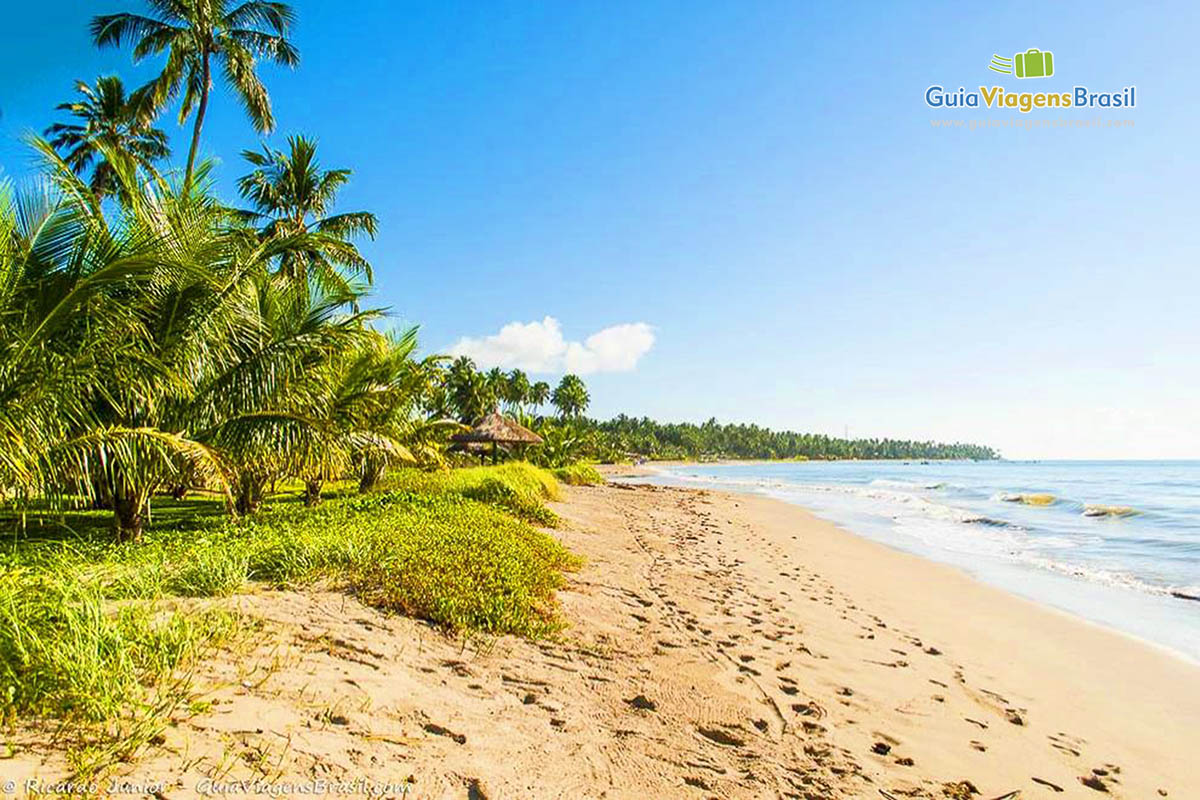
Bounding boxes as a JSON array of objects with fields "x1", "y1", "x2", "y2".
[
  {"x1": 0, "y1": 463, "x2": 580, "y2": 766},
  {"x1": 0, "y1": 566, "x2": 243, "y2": 774},
  {"x1": 384, "y1": 461, "x2": 563, "y2": 526},
  {"x1": 552, "y1": 464, "x2": 606, "y2": 486},
  {"x1": 0, "y1": 575, "x2": 238, "y2": 723}
]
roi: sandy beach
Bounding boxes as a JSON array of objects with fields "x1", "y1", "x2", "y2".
[{"x1": 13, "y1": 477, "x2": 1197, "y2": 798}]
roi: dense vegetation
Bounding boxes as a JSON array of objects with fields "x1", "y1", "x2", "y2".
[
  {"x1": 0, "y1": 463, "x2": 576, "y2": 770},
  {"x1": 0, "y1": 0, "x2": 587, "y2": 770},
  {"x1": 2, "y1": 1, "x2": 467, "y2": 542}
]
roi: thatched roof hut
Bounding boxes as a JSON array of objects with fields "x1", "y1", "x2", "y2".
[{"x1": 450, "y1": 410, "x2": 542, "y2": 463}]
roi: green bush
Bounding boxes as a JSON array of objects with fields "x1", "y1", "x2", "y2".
[
  {"x1": 552, "y1": 464, "x2": 606, "y2": 486},
  {"x1": 384, "y1": 462, "x2": 562, "y2": 525},
  {"x1": 347, "y1": 493, "x2": 578, "y2": 635}
]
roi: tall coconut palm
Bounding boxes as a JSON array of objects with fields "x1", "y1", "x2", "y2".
[
  {"x1": 505, "y1": 369, "x2": 530, "y2": 413},
  {"x1": 528, "y1": 380, "x2": 550, "y2": 413},
  {"x1": 552, "y1": 374, "x2": 589, "y2": 419},
  {"x1": 446, "y1": 356, "x2": 492, "y2": 423},
  {"x1": 484, "y1": 367, "x2": 508, "y2": 410},
  {"x1": 91, "y1": 0, "x2": 300, "y2": 188},
  {"x1": 44, "y1": 75, "x2": 169, "y2": 200},
  {"x1": 237, "y1": 135, "x2": 377, "y2": 291},
  {"x1": 419, "y1": 362, "x2": 454, "y2": 421}
]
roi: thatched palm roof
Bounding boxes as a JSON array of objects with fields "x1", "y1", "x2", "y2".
[{"x1": 451, "y1": 410, "x2": 543, "y2": 444}]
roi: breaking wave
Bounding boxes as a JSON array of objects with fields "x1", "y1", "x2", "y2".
[{"x1": 650, "y1": 468, "x2": 1182, "y2": 602}]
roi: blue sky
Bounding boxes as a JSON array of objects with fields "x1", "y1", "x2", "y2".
[{"x1": 2, "y1": 1, "x2": 1197, "y2": 458}]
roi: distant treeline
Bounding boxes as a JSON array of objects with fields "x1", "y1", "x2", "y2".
[
  {"x1": 583, "y1": 415, "x2": 999, "y2": 462},
  {"x1": 422, "y1": 362, "x2": 999, "y2": 463}
]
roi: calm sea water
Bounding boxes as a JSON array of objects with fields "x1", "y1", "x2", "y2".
[{"x1": 639, "y1": 460, "x2": 1200, "y2": 663}]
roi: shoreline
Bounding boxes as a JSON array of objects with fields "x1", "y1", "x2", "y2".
[
  {"x1": 624, "y1": 461, "x2": 1200, "y2": 667},
  {"x1": 597, "y1": 469, "x2": 1199, "y2": 796},
  {"x1": 619, "y1": 457, "x2": 1200, "y2": 668}
]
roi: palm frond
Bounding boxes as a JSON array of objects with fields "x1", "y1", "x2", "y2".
[
  {"x1": 91, "y1": 13, "x2": 176, "y2": 51},
  {"x1": 221, "y1": 45, "x2": 274, "y2": 133}
]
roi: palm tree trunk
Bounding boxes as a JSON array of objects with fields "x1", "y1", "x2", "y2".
[
  {"x1": 303, "y1": 478, "x2": 323, "y2": 507},
  {"x1": 183, "y1": 50, "x2": 212, "y2": 190},
  {"x1": 235, "y1": 472, "x2": 266, "y2": 515},
  {"x1": 358, "y1": 458, "x2": 385, "y2": 493},
  {"x1": 112, "y1": 491, "x2": 144, "y2": 543}
]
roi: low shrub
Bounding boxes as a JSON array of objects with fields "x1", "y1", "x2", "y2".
[
  {"x1": 234, "y1": 490, "x2": 580, "y2": 635},
  {"x1": 348, "y1": 493, "x2": 578, "y2": 635},
  {"x1": 384, "y1": 462, "x2": 562, "y2": 525},
  {"x1": 552, "y1": 464, "x2": 606, "y2": 486}
]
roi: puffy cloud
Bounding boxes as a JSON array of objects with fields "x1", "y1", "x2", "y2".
[{"x1": 448, "y1": 316, "x2": 654, "y2": 375}]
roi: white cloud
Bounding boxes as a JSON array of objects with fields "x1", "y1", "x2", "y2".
[{"x1": 448, "y1": 316, "x2": 654, "y2": 375}]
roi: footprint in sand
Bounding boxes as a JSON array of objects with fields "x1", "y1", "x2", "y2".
[
  {"x1": 1032, "y1": 776, "x2": 1064, "y2": 792},
  {"x1": 423, "y1": 722, "x2": 466, "y2": 744},
  {"x1": 1048, "y1": 733, "x2": 1081, "y2": 756},
  {"x1": 696, "y1": 726, "x2": 746, "y2": 748},
  {"x1": 626, "y1": 694, "x2": 657, "y2": 711}
]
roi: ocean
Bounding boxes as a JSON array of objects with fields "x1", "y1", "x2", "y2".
[{"x1": 636, "y1": 460, "x2": 1200, "y2": 663}]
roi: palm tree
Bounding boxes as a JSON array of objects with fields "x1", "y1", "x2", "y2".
[
  {"x1": 194, "y1": 274, "x2": 372, "y2": 514},
  {"x1": 529, "y1": 380, "x2": 550, "y2": 413},
  {"x1": 44, "y1": 75, "x2": 169, "y2": 200},
  {"x1": 315, "y1": 329, "x2": 459, "y2": 497},
  {"x1": 446, "y1": 357, "x2": 491, "y2": 423},
  {"x1": 484, "y1": 367, "x2": 508, "y2": 409},
  {"x1": 92, "y1": 0, "x2": 300, "y2": 188},
  {"x1": 20, "y1": 134, "x2": 387, "y2": 533},
  {"x1": 505, "y1": 369, "x2": 530, "y2": 413},
  {"x1": 528, "y1": 422, "x2": 590, "y2": 468},
  {"x1": 552, "y1": 374, "x2": 590, "y2": 419},
  {"x1": 419, "y1": 363, "x2": 454, "y2": 421},
  {"x1": 0, "y1": 141, "x2": 233, "y2": 539},
  {"x1": 237, "y1": 135, "x2": 377, "y2": 291}
]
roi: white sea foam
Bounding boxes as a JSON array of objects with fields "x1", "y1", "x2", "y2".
[{"x1": 652, "y1": 467, "x2": 1186, "y2": 601}]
